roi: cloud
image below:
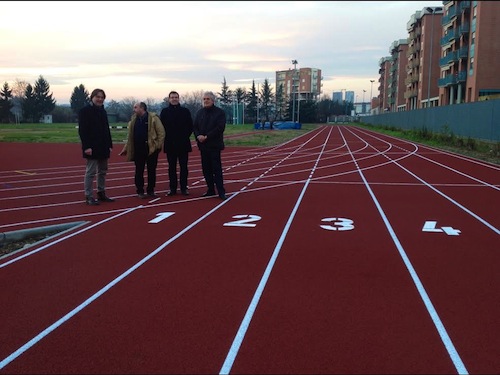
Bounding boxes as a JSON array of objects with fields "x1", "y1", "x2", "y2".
[{"x1": 1, "y1": 1, "x2": 443, "y2": 103}]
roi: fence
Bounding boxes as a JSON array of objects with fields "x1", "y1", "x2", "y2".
[{"x1": 359, "y1": 99, "x2": 500, "y2": 142}]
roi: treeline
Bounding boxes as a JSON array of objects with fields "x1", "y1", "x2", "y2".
[{"x1": 0, "y1": 76, "x2": 354, "y2": 124}]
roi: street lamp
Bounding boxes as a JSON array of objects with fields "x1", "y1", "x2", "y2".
[
  {"x1": 362, "y1": 89, "x2": 366, "y2": 113},
  {"x1": 341, "y1": 88, "x2": 347, "y2": 116},
  {"x1": 256, "y1": 82, "x2": 260, "y2": 122},
  {"x1": 370, "y1": 79, "x2": 375, "y2": 114},
  {"x1": 291, "y1": 59, "x2": 298, "y2": 122},
  {"x1": 426, "y1": 7, "x2": 435, "y2": 108}
]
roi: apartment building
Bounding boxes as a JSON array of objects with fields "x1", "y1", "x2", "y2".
[
  {"x1": 378, "y1": 56, "x2": 392, "y2": 112},
  {"x1": 275, "y1": 67, "x2": 323, "y2": 102},
  {"x1": 406, "y1": 6, "x2": 444, "y2": 109},
  {"x1": 439, "y1": 0, "x2": 500, "y2": 104},
  {"x1": 387, "y1": 39, "x2": 409, "y2": 112}
]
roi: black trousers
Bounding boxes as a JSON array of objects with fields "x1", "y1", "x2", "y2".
[
  {"x1": 166, "y1": 151, "x2": 189, "y2": 192},
  {"x1": 200, "y1": 149, "x2": 225, "y2": 195},
  {"x1": 134, "y1": 145, "x2": 160, "y2": 195}
]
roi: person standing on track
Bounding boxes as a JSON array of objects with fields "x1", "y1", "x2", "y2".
[
  {"x1": 160, "y1": 91, "x2": 193, "y2": 196},
  {"x1": 119, "y1": 102, "x2": 165, "y2": 199},
  {"x1": 78, "y1": 88, "x2": 115, "y2": 206},
  {"x1": 192, "y1": 91, "x2": 227, "y2": 200}
]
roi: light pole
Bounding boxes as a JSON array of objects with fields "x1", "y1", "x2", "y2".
[
  {"x1": 291, "y1": 59, "x2": 298, "y2": 122},
  {"x1": 362, "y1": 89, "x2": 366, "y2": 113},
  {"x1": 426, "y1": 7, "x2": 435, "y2": 108},
  {"x1": 370, "y1": 79, "x2": 375, "y2": 114},
  {"x1": 341, "y1": 88, "x2": 347, "y2": 116},
  {"x1": 256, "y1": 82, "x2": 260, "y2": 122}
]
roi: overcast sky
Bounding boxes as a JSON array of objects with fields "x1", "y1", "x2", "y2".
[{"x1": 1, "y1": 1, "x2": 443, "y2": 104}]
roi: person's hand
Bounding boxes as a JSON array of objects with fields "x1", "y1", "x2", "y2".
[
  {"x1": 84, "y1": 148, "x2": 92, "y2": 155},
  {"x1": 197, "y1": 135, "x2": 207, "y2": 143}
]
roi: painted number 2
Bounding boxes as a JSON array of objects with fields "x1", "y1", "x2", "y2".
[
  {"x1": 224, "y1": 214, "x2": 262, "y2": 227},
  {"x1": 320, "y1": 217, "x2": 354, "y2": 231}
]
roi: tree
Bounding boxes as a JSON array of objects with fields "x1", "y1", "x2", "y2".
[
  {"x1": 11, "y1": 79, "x2": 29, "y2": 123},
  {"x1": 217, "y1": 76, "x2": 232, "y2": 105},
  {"x1": 33, "y1": 75, "x2": 56, "y2": 122},
  {"x1": 181, "y1": 90, "x2": 204, "y2": 116},
  {"x1": 275, "y1": 83, "x2": 286, "y2": 120},
  {"x1": 0, "y1": 82, "x2": 13, "y2": 123},
  {"x1": 246, "y1": 80, "x2": 258, "y2": 123},
  {"x1": 51, "y1": 104, "x2": 73, "y2": 123},
  {"x1": 22, "y1": 84, "x2": 37, "y2": 123},
  {"x1": 260, "y1": 78, "x2": 274, "y2": 122},
  {"x1": 70, "y1": 84, "x2": 90, "y2": 115}
]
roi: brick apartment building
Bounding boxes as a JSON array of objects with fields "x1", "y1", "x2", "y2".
[{"x1": 377, "y1": 0, "x2": 500, "y2": 113}]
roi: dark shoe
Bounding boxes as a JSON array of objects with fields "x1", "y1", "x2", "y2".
[
  {"x1": 166, "y1": 191, "x2": 177, "y2": 196},
  {"x1": 97, "y1": 192, "x2": 115, "y2": 202},
  {"x1": 85, "y1": 196, "x2": 100, "y2": 206},
  {"x1": 219, "y1": 194, "x2": 227, "y2": 201},
  {"x1": 181, "y1": 189, "x2": 189, "y2": 196},
  {"x1": 202, "y1": 191, "x2": 216, "y2": 197},
  {"x1": 138, "y1": 193, "x2": 147, "y2": 199}
]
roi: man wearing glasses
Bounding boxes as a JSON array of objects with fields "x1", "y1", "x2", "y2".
[{"x1": 192, "y1": 91, "x2": 227, "y2": 200}]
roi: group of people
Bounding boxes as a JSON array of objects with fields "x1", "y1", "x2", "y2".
[{"x1": 78, "y1": 89, "x2": 227, "y2": 206}]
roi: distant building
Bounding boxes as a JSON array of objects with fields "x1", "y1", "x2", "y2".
[
  {"x1": 345, "y1": 90, "x2": 354, "y2": 103},
  {"x1": 378, "y1": 56, "x2": 392, "y2": 112},
  {"x1": 40, "y1": 114, "x2": 52, "y2": 124},
  {"x1": 332, "y1": 91, "x2": 343, "y2": 103},
  {"x1": 275, "y1": 67, "x2": 323, "y2": 101}
]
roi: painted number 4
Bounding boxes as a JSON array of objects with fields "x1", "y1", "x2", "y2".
[{"x1": 422, "y1": 221, "x2": 460, "y2": 236}]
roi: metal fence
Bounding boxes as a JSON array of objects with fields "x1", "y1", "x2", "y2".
[{"x1": 359, "y1": 99, "x2": 500, "y2": 142}]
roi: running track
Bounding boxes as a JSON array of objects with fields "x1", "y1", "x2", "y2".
[{"x1": 0, "y1": 124, "x2": 499, "y2": 374}]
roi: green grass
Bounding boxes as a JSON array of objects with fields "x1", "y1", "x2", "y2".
[
  {"x1": 0, "y1": 123, "x2": 318, "y2": 147},
  {"x1": 1, "y1": 122, "x2": 498, "y2": 164},
  {"x1": 355, "y1": 122, "x2": 500, "y2": 165}
]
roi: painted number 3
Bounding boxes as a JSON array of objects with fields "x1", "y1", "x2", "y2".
[{"x1": 320, "y1": 217, "x2": 354, "y2": 231}]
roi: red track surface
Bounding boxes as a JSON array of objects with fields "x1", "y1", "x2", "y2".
[{"x1": 0, "y1": 125, "x2": 499, "y2": 374}]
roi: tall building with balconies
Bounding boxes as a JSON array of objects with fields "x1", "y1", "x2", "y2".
[
  {"x1": 388, "y1": 39, "x2": 409, "y2": 112},
  {"x1": 439, "y1": 1, "x2": 500, "y2": 104},
  {"x1": 275, "y1": 66, "x2": 322, "y2": 120},
  {"x1": 405, "y1": 6, "x2": 444, "y2": 110},
  {"x1": 378, "y1": 56, "x2": 392, "y2": 112},
  {"x1": 275, "y1": 67, "x2": 322, "y2": 101}
]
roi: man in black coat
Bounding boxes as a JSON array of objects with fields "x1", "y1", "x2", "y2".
[
  {"x1": 78, "y1": 88, "x2": 115, "y2": 205},
  {"x1": 160, "y1": 91, "x2": 193, "y2": 196},
  {"x1": 193, "y1": 91, "x2": 227, "y2": 200}
]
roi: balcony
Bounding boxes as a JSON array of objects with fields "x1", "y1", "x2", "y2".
[
  {"x1": 459, "y1": 22, "x2": 470, "y2": 36},
  {"x1": 460, "y1": 1, "x2": 471, "y2": 13},
  {"x1": 458, "y1": 46, "x2": 468, "y2": 59},
  {"x1": 441, "y1": 29, "x2": 460, "y2": 45},
  {"x1": 439, "y1": 50, "x2": 458, "y2": 67}
]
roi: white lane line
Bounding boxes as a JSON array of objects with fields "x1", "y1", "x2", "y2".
[
  {"x1": 219, "y1": 127, "x2": 334, "y2": 375},
  {"x1": 0, "y1": 127, "x2": 329, "y2": 370},
  {"x1": 339, "y1": 127, "x2": 468, "y2": 375},
  {"x1": 0, "y1": 206, "x2": 142, "y2": 269}
]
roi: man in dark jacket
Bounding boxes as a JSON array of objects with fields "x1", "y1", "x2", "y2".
[
  {"x1": 193, "y1": 91, "x2": 227, "y2": 200},
  {"x1": 78, "y1": 88, "x2": 115, "y2": 205},
  {"x1": 160, "y1": 91, "x2": 193, "y2": 196}
]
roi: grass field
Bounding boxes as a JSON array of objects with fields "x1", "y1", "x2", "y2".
[{"x1": 0, "y1": 122, "x2": 498, "y2": 164}]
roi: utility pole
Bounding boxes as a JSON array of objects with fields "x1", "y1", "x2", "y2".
[{"x1": 291, "y1": 59, "x2": 298, "y2": 122}]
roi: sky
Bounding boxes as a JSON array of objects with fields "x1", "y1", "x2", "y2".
[{"x1": 1, "y1": 1, "x2": 444, "y2": 104}]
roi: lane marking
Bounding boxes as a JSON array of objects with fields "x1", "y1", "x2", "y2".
[{"x1": 339, "y1": 127, "x2": 468, "y2": 375}]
